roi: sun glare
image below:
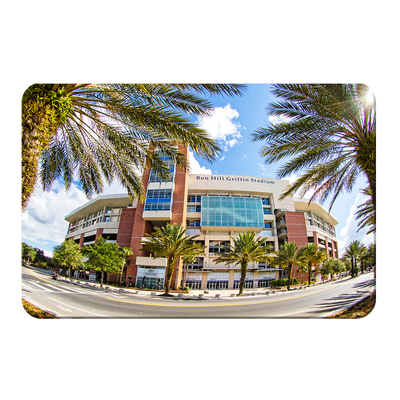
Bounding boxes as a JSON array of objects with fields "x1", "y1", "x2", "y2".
[{"x1": 366, "y1": 89, "x2": 375, "y2": 105}]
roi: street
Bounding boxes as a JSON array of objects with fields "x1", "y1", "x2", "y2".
[{"x1": 22, "y1": 266, "x2": 376, "y2": 318}]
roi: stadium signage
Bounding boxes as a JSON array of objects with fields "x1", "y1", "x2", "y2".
[{"x1": 195, "y1": 175, "x2": 276, "y2": 184}]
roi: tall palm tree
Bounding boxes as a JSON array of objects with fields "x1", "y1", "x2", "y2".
[
  {"x1": 118, "y1": 246, "x2": 133, "y2": 286},
  {"x1": 343, "y1": 240, "x2": 366, "y2": 277},
  {"x1": 355, "y1": 186, "x2": 375, "y2": 235},
  {"x1": 252, "y1": 84, "x2": 376, "y2": 233},
  {"x1": 22, "y1": 83, "x2": 246, "y2": 210},
  {"x1": 181, "y1": 242, "x2": 205, "y2": 289},
  {"x1": 298, "y1": 243, "x2": 327, "y2": 286},
  {"x1": 270, "y1": 241, "x2": 303, "y2": 291},
  {"x1": 140, "y1": 223, "x2": 200, "y2": 295},
  {"x1": 213, "y1": 231, "x2": 273, "y2": 296}
]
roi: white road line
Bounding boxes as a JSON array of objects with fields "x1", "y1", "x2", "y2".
[
  {"x1": 21, "y1": 282, "x2": 32, "y2": 292},
  {"x1": 48, "y1": 297, "x2": 105, "y2": 316},
  {"x1": 29, "y1": 281, "x2": 52, "y2": 291}
]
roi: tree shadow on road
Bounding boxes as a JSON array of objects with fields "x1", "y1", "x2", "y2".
[{"x1": 307, "y1": 293, "x2": 363, "y2": 315}]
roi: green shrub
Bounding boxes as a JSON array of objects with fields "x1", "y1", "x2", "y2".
[{"x1": 270, "y1": 278, "x2": 300, "y2": 287}]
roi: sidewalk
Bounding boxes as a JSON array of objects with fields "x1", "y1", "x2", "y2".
[
  {"x1": 56, "y1": 274, "x2": 302, "y2": 299},
  {"x1": 28, "y1": 265, "x2": 356, "y2": 300}
]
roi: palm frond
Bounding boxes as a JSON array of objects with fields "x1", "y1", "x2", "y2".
[{"x1": 252, "y1": 83, "x2": 376, "y2": 234}]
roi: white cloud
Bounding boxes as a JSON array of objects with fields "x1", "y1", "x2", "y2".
[
  {"x1": 188, "y1": 151, "x2": 212, "y2": 174},
  {"x1": 268, "y1": 115, "x2": 293, "y2": 125},
  {"x1": 22, "y1": 181, "x2": 88, "y2": 247},
  {"x1": 257, "y1": 163, "x2": 267, "y2": 176},
  {"x1": 286, "y1": 173, "x2": 319, "y2": 200},
  {"x1": 338, "y1": 192, "x2": 375, "y2": 255},
  {"x1": 197, "y1": 104, "x2": 242, "y2": 151},
  {"x1": 220, "y1": 156, "x2": 225, "y2": 161}
]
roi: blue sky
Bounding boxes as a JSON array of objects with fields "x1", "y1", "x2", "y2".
[{"x1": 21, "y1": 84, "x2": 374, "y2": 257}]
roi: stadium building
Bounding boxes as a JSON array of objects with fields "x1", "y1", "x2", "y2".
[{"x1": 64, "y1": 146, "x2": 339, "y2": 289}]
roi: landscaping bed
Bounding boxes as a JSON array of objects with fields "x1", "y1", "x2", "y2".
[
  {"x1": 22, "y1": 299, "x2": 57, "y2": 319},
  {"x1": 326, "y1": 291, "x2": 376, "y2": 319}
]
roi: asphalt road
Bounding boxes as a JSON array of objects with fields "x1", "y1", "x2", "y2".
[{"x1": 21, "y1": 266, "x2": 375, "y2": 318}]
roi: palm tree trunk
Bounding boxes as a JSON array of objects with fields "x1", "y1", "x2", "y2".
[
  {"x1": 182, "y1": 262, "x2": 188, "y2": 288},
  {"x1": 238, "y1": 262, "x2": 248, "y2": 295},
  {"x1": 164, "y1": 260, "x2": 175, "y2": 295},
  {"x1": 287, "y1": 264, "x2": 292, "y2": 291},
  {"x1": 120, "y1": 261, "x2": 125, "y2": 286},
  {"x1": 308, "y1": 263, "x2": 312, "y2": 286}
]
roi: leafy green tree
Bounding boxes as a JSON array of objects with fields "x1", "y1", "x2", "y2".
[
  {"x1": 270, "y1": 242, "x2": 303, "y2": 291},
  {"x1": 82, "y1": 237, "x2": 124, "y2": 288},
  {"x1": 53, "y1": 240, "x2": 84, "y2": 281},
  {"x1": 140, "y1": 223, "x2": 200, "y2": 295},
  {"x1": 213, "y1": 232, "x2": 273, "y2": 295},
  {"x1": 22, "y1": 84, "x2": 246, "y2": 210},
  {"x1": 22, "y1": 242, "x2": 36, "y2": 264},
  {"x1": 322, "y1": 258, "x2": 346, "y2": 280},
  {"x1": 252, "y1": 84, "x2": 376, "y2": 234},
  {"x1": 298, "y1": 243, "x2": 327, "y2": 286}
]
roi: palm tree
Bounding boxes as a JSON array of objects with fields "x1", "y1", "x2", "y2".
[
  {"x1": 118, "y1": 246, "x2": 133, "y2": 286},
  {"x1": 181, "y1": 242, "x2": 205, "y2": 289},
  {"x1": 343, "y1": 240, "x2": 366, "y2": 277},
  {"x1": 355, "y1": 186, "x2": 375, "y2": 235},
  {"x1": 22, "y1": 84, "x2": 246, "y2": 210},
  {"x1": 298, "y1": 243, "x2": 327, "y2": 286},
  {"x1": 213, "y1": 231, "x2": 273, "y2": 296},
  {"x1": 270, "y1": 242, "x2": 303, "y2": 291},
  {"x1": 252, "y1": 84, "x2": 376, "y2": 234},
  {"x1": 140, "y1": 223, "x2": 200, "y2": 295},
  {"x1": 296, "y1": 262, "x2": 308, "y2": 284}
]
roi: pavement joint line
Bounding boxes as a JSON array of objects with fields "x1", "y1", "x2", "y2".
[{"x1": 105, "y1": 285, "x2": 338, "y2": 308}]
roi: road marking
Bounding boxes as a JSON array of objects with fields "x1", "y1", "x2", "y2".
[
  {"x1": 56, "y1": 305, "x2": 72, "y2": 313},
  {"x1": 26, "y1": 268, "x2": 52, "y2": 283},
  {"x1": 48, "y1": 297, "x2": 105, "y2": 316},
  {"x1": 21, "y1": 282, "x2": 32, "y2": 292},
  {"x1": 106, "y1": 286, "x2": 338, "y2": 308},
  {"x1": 29, "y1": 281, "x2": 52, "y2": 291}
]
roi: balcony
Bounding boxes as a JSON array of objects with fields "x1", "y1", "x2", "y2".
[
  {"x1": 276, "y1": 218, "x2": 287, "y2": 229},
  {"x1": 142, "y1": 210, "x2": 172, "y2": 221},
  {"x1": 278, "y1": 229, "x2": 288, "y2": 238},
  {"x1": 274, "y1": 208, "x2": 287, "y2": 219},
  {"x1": 136, "y1": 256, "x2": 167, "y2": 268}
]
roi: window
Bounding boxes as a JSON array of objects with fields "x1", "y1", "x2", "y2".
[
  {"x1": 104, "y1": 216, "x2": 111, "y2": 222},
  {"x1": 201, "y1": 196, "x2": 264, "y2": 228},
  {"x1": 105, "y1": 207, "x2": 112, "y2": 214},
  {"x1": 209, "y1": 241, "x2": 230, "y2": 254},
  {"x1": 264, "y1": 223, "x2": 272, "y2": 228},
  {"x1": 187, "y1": 205, "x2": 201, "y2": 213},
  {"x1": 149, "y1": 157, "x2": 175, "y2": 183},
  {"x1": 186, "y1": 220, "x2": 201, "y2": 227},
  {"x1": 262, "y1": 198, "x2": 270, "y2": 206},
  {"x1": 263, "y1": 208, "x2": 271, "y2": 215},
  {"x1": 187, "y1": 195, "x2": 202, "y2": 203},
  {"x1": 144, "y1": 189, "x2": 173, "y2": 211}
]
